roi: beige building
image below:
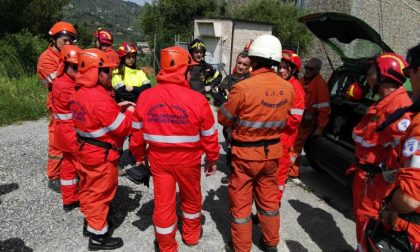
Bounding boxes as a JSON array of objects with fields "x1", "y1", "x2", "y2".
[{"x1": 194, "y1": 18, "x2": 273, "y2": 76}]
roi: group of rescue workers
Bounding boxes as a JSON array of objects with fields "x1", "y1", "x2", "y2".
[{"x1": 36, "y1": 20, "x2": 419, "y2": 252}]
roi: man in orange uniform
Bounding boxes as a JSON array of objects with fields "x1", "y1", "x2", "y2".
[
  {"x1": 93, "y1": 28, "x2": 119, "y2": 65},
  {"x1": 218, "y1": 34, "x2": 294, "y2": 252},
  {"x1": 51, "y1": 45, "x2": 81, "y2": 211},
  {"x1": 70, "y1": 49, "x2": 134, "y2": 250},
  {"x1": 289, "y1": 58, "x2": 330, "y2": 178},
  {"x1": 277, "y1": 50, "x2": 305, "y2": 200},
  {"x1": 348, "y1": 53, "x2": 412, "y2": 252},
  {"x1": 37, "y1": 21, "x2": 77, "y2": 192},
  {"x1": 129, "y1": 47, "x2": 220, "y2": 252},
  {"x1": 373, "y1": 44, "x2": 420, "y2": 252}
]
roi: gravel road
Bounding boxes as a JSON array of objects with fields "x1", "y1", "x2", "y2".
[{"x1": 0, "y1": 117, "x2": 356, "y2": 252}]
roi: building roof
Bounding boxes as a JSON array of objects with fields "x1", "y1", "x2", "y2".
[{"x1": 195, "y1": 17, "x2": 274, "y2": 27}]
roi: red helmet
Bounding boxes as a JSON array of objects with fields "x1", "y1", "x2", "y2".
[
  {"x1": 375, "y1": 53, "x2": 408, "y2": 85},
  {"x1": 282, "y1": 50, "x2": 302, "y2": 73},
  {"x1": 345, "y1": 82, "x2": 363, "y2": 100},
  {"x1": 78, "y1": 48, "x2": 117, "y2": 73},
  {"x1": 49, "y1": 21, "x2": 77, "y2": 38},
  {"x1": 117, "y1": 42, "x2": 138, "y2": 58},
  {"x1": 160, "y1": 46, "x2": 197, "y2": 72},
  {"x1": 60, "y1": 45, "x2": 81, "y2": 64},
  {"x1": 93, "y1": 28, "x2": 113, "y2": 45}
]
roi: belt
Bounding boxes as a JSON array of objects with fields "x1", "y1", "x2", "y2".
[
  {"x1": 399, "y1": 213, "x2": 420, "y2": 225},
  {"x1": 77, "y1": 135, "x2": 122, "y2": 161},
  {"x1": 231, "y1": 138, "x2": 280, "y2": 158},
  {"x1": 357, "y1": 162, "x2": 383, "y2": 174}
]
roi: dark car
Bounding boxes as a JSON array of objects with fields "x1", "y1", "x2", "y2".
[{"x1": 298, "y1": 12, "x2": 412, "y2": 187}]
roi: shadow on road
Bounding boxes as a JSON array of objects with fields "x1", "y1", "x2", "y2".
[
  {"x1": 286, "y1": 240, "x2": 309, "y2": 252},
  {"x1": 109, "y1": 185, "x2": 143, "y2": 230},
  {"x1": 0, "y1": 183, "x2": 19, "y2": 205},
  {"x1": 289, "y1": 199, "x2": 354, "y2": 252},
  {"x1": 132, "y1": 199, "x2": 154, "y2": 231},
  {"x1": 202, "y1": 186, "x2": 230, "y2": 244},
  {"x1": 0, "y1": 238, "x2": 33, "y2": 251}
]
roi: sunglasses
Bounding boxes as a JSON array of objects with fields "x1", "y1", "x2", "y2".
[{"x1": 100, "y1": 68, "x2": 111, "y2": 74}]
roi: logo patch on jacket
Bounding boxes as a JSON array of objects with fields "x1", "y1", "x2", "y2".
[
  {"x1": 69, "y1": 101, "x2": 86, "y2": 122},
  {"x1": 397, "y1": 119, "x2": 410, "y2": 132},
  {"x1": 403, "y1": 137, "x2": 419, "y2": 157},
  {"x1": 260, "y1": 99, "x2": 288, "y2": 109},
  {"x1": 147, "y1": 103, "x2": 190, "y2": 125}
]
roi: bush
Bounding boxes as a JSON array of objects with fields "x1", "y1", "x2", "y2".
[
  {"x1": 0, "y1": 31, "x2": 48, "y2": 78},
  {"x1": 0, "y1": 75, "x2": 47, "y2": 126}
]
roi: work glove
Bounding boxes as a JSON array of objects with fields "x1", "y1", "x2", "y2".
[{"x1": 126, "y1": 162, "x2": 151, "y2": 187}]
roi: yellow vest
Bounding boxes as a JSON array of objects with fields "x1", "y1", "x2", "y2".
[{"x1": 111, "y1": 66, "x2": 149, "y2": 89}]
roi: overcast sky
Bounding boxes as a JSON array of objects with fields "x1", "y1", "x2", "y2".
[{"x1": 124, "y1": 0, "x2": 151, "y2": 5}]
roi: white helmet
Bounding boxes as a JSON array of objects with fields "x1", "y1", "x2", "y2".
[{"x1": 248, "y1": 34, "x2": 282, "y2": 63}]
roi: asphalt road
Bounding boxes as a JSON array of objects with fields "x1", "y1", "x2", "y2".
[{"x1": 0, "y1": 118, "x2": 356, "y2": 252}]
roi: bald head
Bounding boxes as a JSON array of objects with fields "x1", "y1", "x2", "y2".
[{"x1": 304, "y1": 58, "x2": 322, "y2": 79}]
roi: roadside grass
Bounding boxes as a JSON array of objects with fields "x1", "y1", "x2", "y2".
[{"x1": 0, "y1": 75, "x2": 47, "y2": 126}]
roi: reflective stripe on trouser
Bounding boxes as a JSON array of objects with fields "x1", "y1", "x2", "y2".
[
  {"x1": 76, "y1": 160, "x2": 118, "y2": 234},
  {"x1": 229, "y1": 158, "x2": 280, "y2": 252},
  {"x1": 289, "y1": 125, "x2": 316, "y2": 177},
  {"x1": 151, "y1": 162, "x2": 202, "y2": 252},
  {"x1": 47, "y1": 111, "x2": 63, "y2": 179},
  {"x1": 352, "y1": 169, "x2": 395, "y2": 244},
  {"x1": 60, "y1": 152, "x2": 79, "y2": 205},
  {"x1": 278, "y1": 145, "x2": 290, "y2": 201}
]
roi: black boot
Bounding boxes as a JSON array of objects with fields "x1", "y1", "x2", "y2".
[
  {"x1": 63, "y1": 201, "x2": 79, "y2": 212},
  {"x1": 259, "y1": 237, "x2": 278, "y2": 252},
  {"x1": 48, "y1": 178, "x2": 61, "y2": 193},
  {"x1": 83, "y1": 219, "x2": 89, "y2": 237},
  {"x1": 88, "y1": 232, "x2": 123, "y2": 251}
]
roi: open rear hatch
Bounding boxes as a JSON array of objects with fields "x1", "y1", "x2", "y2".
[{"x1": 298, "y1": 12, "x2": 393, "y2": 61}]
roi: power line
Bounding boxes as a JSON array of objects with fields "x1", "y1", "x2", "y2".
[{"x1": 400, "y1": 0, "x2": 420, "y2": 14}]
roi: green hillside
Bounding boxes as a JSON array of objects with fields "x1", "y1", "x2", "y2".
[{"x1": 62, "y1": 0, "x2": 144, "y2": 47}]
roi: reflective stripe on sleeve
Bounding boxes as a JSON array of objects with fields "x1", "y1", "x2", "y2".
[
  {"x1": 143, "y1": 133, "x2": 200, "y2": 143},
  {"x1": 114, "y1": 82, "x2": 125, "y2": 90},
  {"x1": 42, "y1": 71, "x2": 57, "y2": 86},
  {"x1": 220, "y1": 105, "x2": 235, "y2": 121},
  {"x1": 132, "y1": 121, "x2": 143, "y2": 129},
  {"x1": 200, "y1": 123, "x2": 216, "y2": 136},
  {"x1": 407, "y1": 155, "x2": 420, "y2": 169},
  {"x1": 53, "y1": 113, "x2": 73, "y2": 120},
  {"x1": 182, "y1": 211, "x2": 201, "y2": 220},
  {"x1": 230, "y1": 215, "x2": 251, "y2": 224},
  {"x1": 60, "y1": 178, "x2": 78, "y2": 186},
  {"x1": 87, "y1": 224, "x2": 108, "y2": 235},
  {"x1": 312, "y1": 102, "x2": 330, "y2": 109},
  {"x1": 290, "y1": 108, "x2": 304, "y2": 116},
  {"x1": 75, "y1": 112, "x2": 126, "y2": 138},
  {"x1": 238, "y1": 120, "x2": 285, "y2": 129},
  {"x1": 155, "y1": 223, "x2": 177, "y2": 235}
]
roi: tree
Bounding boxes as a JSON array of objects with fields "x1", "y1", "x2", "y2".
[
  {"x1": 233, "y1": 0, "x2": 313, "y2": 55},
  {"x1": 140, "y1": 0, "x2": 227, "y2": 50},
  {"x1": 0, "y1": 0, "x2": 69, "y2": 37}
]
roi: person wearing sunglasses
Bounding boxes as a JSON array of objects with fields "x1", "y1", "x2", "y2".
[
  {"x1": 277, "y1": 50, "x2": 305, "y2": 200},
  {"x1": 129, "y1": 47, "x2": 219, "y2": 251},
  {"x1": 69, "y1": 48, "x2": 135, "y2": 250},
  {"x1": 37, "y1": 21, "x2": 77, "y2": 193},
  {"x1": 50, "y1": 45, "x2": 81, "y2": 211},
  {"x1": 93, "y1": 28, "x2": 119, "y2": 65},
  {"x1": 289, "y1": 58, "x2": 330, "y2": 179},
  {"x1": 346, "y1": 53, "x2": 412, "y2": 251},
  {"x1": 360, "y1": 44, "x2": 420, "y2": 252}
]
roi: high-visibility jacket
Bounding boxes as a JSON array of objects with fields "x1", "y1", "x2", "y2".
[
  {"x1": 280, "y1": 76, "x2": 305, "y2": 148},
  {"x1": 69, "y1": 68, "x2": 133, "y2": 165},
  {"x1": 299, "y1": 74, "x2": 330, "y2": 129},
  {"x1": 129, "y1": 65, "x2": 220, "y2": 165},
  {"x1": 104, "y1": 47, "x2": 119, "y2": 65},
  {"x1": 111, "y1": 66, "x2": 149, "y2": 89},
  {"x1": 352, "y1": 87, "x2": 412, "y2": 166},
  {"x1": 51, "y1": 73, "x2": 78, "y2": 153},
  {"x1": 395, "y1": 112, "x2": 420, "y2": 244},
  {"x1": 218, "y1": 67, "x2": 294, "y2": 161},
  {"x1": 37, "y1": 45, "x2": 60, "y2": 88}
]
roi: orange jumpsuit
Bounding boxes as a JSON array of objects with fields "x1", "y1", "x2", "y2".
[
  {"x1": 289, "y1": 74, "x2": 330, "y2": 177},
  {"x1": 349, "y1": 87, "x2": 412, "y2": 250},
  {"x1": 37, "y1": 45, "x2": 63, "y2": 180},
  {"x1": 218, "y1": 67, "x2": 294, "y2": 252},
  {"x1": 129, "y1": 64, "x2": 220, "y2": 252},
  {"x1": 278, "y1": 76, "x2": 305, "y2": 200},
  {"x1": 51, "y1": 73, "x2": 79, "y2": 205},
  {"x1": 104, "y1": 47, "x2": 120, "y2": 65},
  {"x1": 70, "y1": 68, "x2": 133, "y2": 235},
  {"x1": 393, "y1": 112, "x2": 420, "y2": 249}
]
